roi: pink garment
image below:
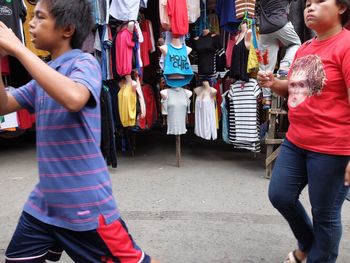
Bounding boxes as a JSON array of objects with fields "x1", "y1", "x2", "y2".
[
  {"x1": 116, "y1": 28, "x2": 135, "y2": 76},
  {"x1": 225, "y1": 36, "x2": 236, "y2": 68},
  {"x1": 167, "y1": 0, "x2": 189, "y2": 36}
]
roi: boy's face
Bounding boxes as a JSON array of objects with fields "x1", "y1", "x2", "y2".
[{"x1": 28, "y1": 1, "x2": 66, "y2": 52}]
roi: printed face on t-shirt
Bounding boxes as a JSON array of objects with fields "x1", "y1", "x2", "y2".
[
  {"x1": 288, "y1": 55, "x2": 326, "y2": 108},
  {"x1": 289, "y1": 73, "x2": 309, "y2": 108}
]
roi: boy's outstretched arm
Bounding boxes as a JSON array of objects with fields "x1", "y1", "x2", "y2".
[
  {"x1": 0, "y1": 60, "x2": 22, "y2": 115},
  {"x1": 0, "y1": 22, "x2": 90, "y2": 112}
]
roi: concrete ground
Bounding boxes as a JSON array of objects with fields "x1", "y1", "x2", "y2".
[{"x1": 0, "y1": 131, "x2": 349, "y2": 262}]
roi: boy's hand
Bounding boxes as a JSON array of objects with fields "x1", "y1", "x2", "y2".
[
  {"x1": 0, "y1": 22, "x2": 24, "y2": 57},
  {"x1": 345, "y1": 161, "x2": 350, "y2": 186},
  {"x1": 257, "y1": 70, "x2": 275, "y2": 88}
]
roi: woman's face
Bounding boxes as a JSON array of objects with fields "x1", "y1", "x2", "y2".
[{"x1": 304, "y1": 0, "x2": 345, "y2": 32}]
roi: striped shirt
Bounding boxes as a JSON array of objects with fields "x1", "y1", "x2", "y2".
[
  {"x1": 11, "y1": 49, "x2": 120, "y2": 231},
  {"x1": 227, "y1": 79, "x2": 261, "y2": 152}
]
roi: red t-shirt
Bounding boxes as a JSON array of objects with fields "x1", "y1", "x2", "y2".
[{"x1": 286, "y1": 29, "x2": 350, "y2": 155}]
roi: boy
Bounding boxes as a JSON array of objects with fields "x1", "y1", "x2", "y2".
[{"x1": 0, "y1": 1, "x2": 158, "y2": 262}]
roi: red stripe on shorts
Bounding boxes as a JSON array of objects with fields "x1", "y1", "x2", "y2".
[{"x1": 97, "y1": 216, "x2": 143, "y2": 263}]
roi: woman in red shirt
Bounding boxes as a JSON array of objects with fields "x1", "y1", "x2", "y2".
[{"x1": 258, "y1": 1, "x2": 350, "y2": 262}]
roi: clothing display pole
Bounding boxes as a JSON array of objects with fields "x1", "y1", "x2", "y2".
[{"x1": 176, "y1": 135, "x2": 181, "y2": 167}]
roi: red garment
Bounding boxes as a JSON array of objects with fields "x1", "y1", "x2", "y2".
[
  {"x1": 287, "y1": 29, "x2": 350, "y2": 155},
  {"x1": 17, "y1": 109, "x2": 34, "y2": 129},
  {"x1": 140, "y1": 21, "x2": 153, "y2": 68},
  {"x1": 225, "y1": 35, "x2": 236, "y2": 68},
  {"x1": 115, "y1": 28, "x2": 135, "y2": 76},
  {"x1": 1, "y1": 56, "x2": 10, "y2": 75},
  {"x1": 167, "y1": 0, "x2": 189, "y2": 36},
  {"x1": 139, "y1": 84, "x2": 157, "y2": 129}
]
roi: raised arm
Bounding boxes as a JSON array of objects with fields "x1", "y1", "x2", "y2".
[{"x1": 0, "y1": 22, "x2": 90, "y2": 112}]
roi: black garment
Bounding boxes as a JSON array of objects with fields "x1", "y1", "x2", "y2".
[
  {"x1": 229, "y1": 37, "x2": 249, "y2": 82},
  {"x1": 193, "y1": 34, "x2": 221, "y2": 76},
  {"x1": 258, "y1": 0, "x2": 290, "y2": 34},
  {"x1": 0, "y1": 0, "x2": 26, "y2": 41},
  {"x1": 100, "y1": 86, "x2": 118, "y2": 168},
  {"x1": 105, "y1": 79, "x2": 121, "y2": 128}
]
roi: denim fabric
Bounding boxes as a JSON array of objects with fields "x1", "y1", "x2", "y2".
[{"x1": 269, "y1": 139, "x2": 349, "y2": 263}]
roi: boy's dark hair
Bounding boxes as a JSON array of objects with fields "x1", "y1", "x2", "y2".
[
  {"x1": 337, "y1": 0, "x2": 350, "y2": 26},
  {"x1": 37, "y1": 0, "x2": 94, "y2": 49}
]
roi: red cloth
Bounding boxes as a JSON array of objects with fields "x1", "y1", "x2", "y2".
[
  {"x1": 225, "y1": 36, "x2": 236, "y2": 68},
  {"x1": 140, "y1": 21, "x2": 153, "y2": 68},
  {"x1": 167, "y1": 0, "x2": 189, "y2": 36},
  {"x1": 17, "y1": 109, "x2": 34, "y2": 129},
  {"x1": 115, "y1": 28, "x2": 135, "y2": 76},
  {"x1": 286, "y1": 29, "x2": 350, "y2": 155},
  {"x1": 139, "y1": 84, "x2": 158, "y2": 129},
  {"x1": 1, "y1": 56, "x2": 10, "y2": 75}
]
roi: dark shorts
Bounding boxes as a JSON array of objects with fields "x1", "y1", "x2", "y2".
[{"x1": 5, "y1": 212, "x2": 151, "y2": 263}]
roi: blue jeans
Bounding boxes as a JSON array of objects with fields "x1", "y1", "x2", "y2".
[{"x1": 269, "y1": 139, "x2": 349, "y2": 263}]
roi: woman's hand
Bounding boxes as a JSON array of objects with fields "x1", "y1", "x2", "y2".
[
  {"x1": 257, "y1": 70, "x2": 275, "y2": 88},
  {"x1": 345, "y1": 161, "x2": 350, "y2": 186}
]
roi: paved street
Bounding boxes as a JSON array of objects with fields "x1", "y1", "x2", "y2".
[{"x1": 1, "y1": 131, "x2": 349, "y2": 262}]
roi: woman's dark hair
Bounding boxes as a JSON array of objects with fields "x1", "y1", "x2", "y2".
[
  {"x1": 337, "y1": 0, "x2": 350, "y2": 26},
  {"x1": 37, "y1": 0, "x2": 94, "y2": 49}
]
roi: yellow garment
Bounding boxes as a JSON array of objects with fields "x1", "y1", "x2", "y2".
[
  {"x1": 23, "y1": 0, "x2": 50, "y2": 57},
  {"x1": 247, "y1": 38, "x2": 259, "y2": 74},
  {"x1": 118, "y1": 83, "x2": 137, "y2": 127}
]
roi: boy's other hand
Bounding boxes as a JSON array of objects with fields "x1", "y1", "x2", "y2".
[
  {"x1": 345, "y1": 161, "x2": 350, "y2": 186},
  {"x1": 0, "y1": 22, "x2": 23, "y2": 57}
]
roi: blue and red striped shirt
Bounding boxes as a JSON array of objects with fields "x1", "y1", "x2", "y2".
[{"x1": 11, "y1": 49, "x2": 120, "y2": 231}]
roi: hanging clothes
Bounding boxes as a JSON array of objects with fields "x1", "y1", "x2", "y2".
[
  {"x1": 0, "y1": 0, "x2": 26, "y2": 42},
  {"x1": 221, "y1": 91, "x2": 230, "y2": 144},
  {"x1": 109, "y1": 0, "x2": 141, "y2": 21},
  {"x1": 187, "y1": 0, "x2": 201, "y2": 24},
  {"x1": 235, "y1": 0, "x2": 256, "y2": 19},
  {"x1": 166, "y1": 0, "x2": 189, "y2": 36},
  {"x1": 230, "y1": 32, "x2": 249, "y2": 82},
  {"x1": 115, "y1": 28, "x2": 135, "y2": 76},
  {"x1": 161, "y1": 88, "x2": 190, "y2": 135},
  {"x1": 193, "y1": 34, "x2": 222, "y2": 78},
  {"x1": 194, "y1": 90, "x2": 217, "y2": 140},
  {"x1": 118, "y1": 82, "x2": 137, "y2": 127},
  {"x1": 215, "y1": 0, "x2": 241, "y2": 32},
  {"x1": 100, "y1": 86, "x2": 117, "y2": 168},
  {"x1": 227, "y1": 79, "x2": 261, "y2": 152},
  {"x1": 163, "y1": 44, "x2": 193, "y2": 88}
]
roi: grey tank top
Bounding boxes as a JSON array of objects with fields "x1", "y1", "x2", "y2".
[{"x1": 161, "y1": 88, "x2": 190, "y2": 135}]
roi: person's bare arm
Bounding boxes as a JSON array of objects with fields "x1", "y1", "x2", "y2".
[
  {"x1": 0, "y1": 22, "x2": 90, "y2": 112},
  {"x1": 257, "y1": 70, "x2": 289, "y2": 97}
]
